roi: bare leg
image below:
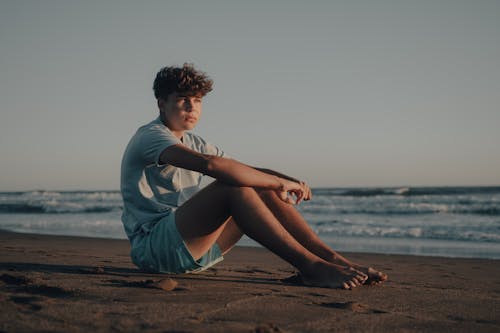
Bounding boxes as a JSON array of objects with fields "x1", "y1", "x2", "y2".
[
  {"x1": 215, "y1": 217, "x2": 243, "y2": 255},
  {"x1": 257, "y1": 189, "x2": 388, "y2": 284},
  {"x1": 175, "y1": 181, "x2": 367, "y2": 289}
]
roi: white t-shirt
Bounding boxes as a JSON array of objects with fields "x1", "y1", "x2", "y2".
[{"x1": 120, "y1": 117, "x2": 227, "y2": 240}]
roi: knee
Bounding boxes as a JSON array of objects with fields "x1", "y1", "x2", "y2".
[
  {"x1": 211, "y1": 181, "x2": 257, "y2": 201},
  {"x1": 256, "y1": 188, "x2": 277, "y2": 201},
  {"x1": 230, "y1": 185, "x2": 257, "y2": 201}
]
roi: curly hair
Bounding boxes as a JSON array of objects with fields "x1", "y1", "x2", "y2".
[{"x1": 153, "y1": 63, "x2": 213, "y2": 100}]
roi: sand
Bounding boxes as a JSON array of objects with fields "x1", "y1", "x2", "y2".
[{"x1": 1, "y1": 229, "x2": 499, "y2": 333}]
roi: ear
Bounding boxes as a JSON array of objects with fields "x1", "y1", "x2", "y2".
[{"x1": 157, "y1": 99, "x2": 164, "y2": 110}]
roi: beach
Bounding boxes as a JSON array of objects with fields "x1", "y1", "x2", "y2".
[{"x1": 1, "y1": 229, "x2": 499, "y2": 333}]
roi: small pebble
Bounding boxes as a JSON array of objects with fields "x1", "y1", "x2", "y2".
[{"x1": 152, "y1": 278, "x2": 178, "y2": 291}]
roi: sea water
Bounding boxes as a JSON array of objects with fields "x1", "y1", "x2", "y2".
[{"x1": 1, "y1": 186, "x2": 499, "y2": 259}]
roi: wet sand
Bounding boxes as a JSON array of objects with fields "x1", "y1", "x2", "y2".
[{"x1": 1, "y1": 229, "x2": 499, "y2": 332}]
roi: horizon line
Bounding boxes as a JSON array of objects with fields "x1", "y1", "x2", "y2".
[{"x1": 2, "y1": 184, "x2": 500, "y2": 193}]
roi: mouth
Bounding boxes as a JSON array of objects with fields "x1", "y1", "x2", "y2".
[{"x1": 186, "y1": 117, "x2": 197, "y2": 122}]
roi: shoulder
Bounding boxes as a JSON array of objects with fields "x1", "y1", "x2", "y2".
[
  {"x1": 184, "y1": 132, "x2": 213, "y2": 152},
  {"x1": 137, "y1": 117, "x2": 169, "y2": 135},
  {"x1": 136, "y1": 118, "x2": 179, "y2": 142},
  {"x1": 185, "y1": 131, "x2": 208, "y2": 145},
  {"x1": 184, "y1": 132, "x2": 225, "y2": 157}
]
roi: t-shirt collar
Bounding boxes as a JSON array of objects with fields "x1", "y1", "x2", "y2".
[{"x1": 155, "y1": 116, "x2": 185, "y2": 143}]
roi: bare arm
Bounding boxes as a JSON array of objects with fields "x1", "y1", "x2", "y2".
[
  {"x1": 253, "y1": 167, "x2": 300, "y2": 183},
  {"x1": 253, "y1": 167, "x2": 313, "y2": 202},
  {"x1": 159, "y1": 144, "x2": 304, "y2": 204}
]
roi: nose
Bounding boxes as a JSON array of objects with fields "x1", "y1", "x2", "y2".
[{"x1": 184, "y1": 99, "x2": 193, "y2": 112}]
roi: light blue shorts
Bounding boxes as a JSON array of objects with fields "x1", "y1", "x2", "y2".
[{"x1": 130, "y1": 213, "x2": 223, "y2": 274}]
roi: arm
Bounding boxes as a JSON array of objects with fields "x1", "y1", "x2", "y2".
[
  {"x1": 253, "y1": 167, "x2": 313, "y2": 202},
  {"x1": 159, "y1": 144, "x2": 305, "y2": 204},
  {"x1": 253, "y1": 167, "x2": 300, "y2": 183}
]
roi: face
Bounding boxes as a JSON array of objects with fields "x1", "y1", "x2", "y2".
[{"x1": 159, "y1": 92, "x2": 202, "y2": 134}]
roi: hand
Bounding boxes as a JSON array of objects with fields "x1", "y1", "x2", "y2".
[
  {"x1": 298, "y1": 181, "x2": 312, "y2": 203},
  {"x1": 275, "y1": 178, "x2": 305, "y2": 205}
]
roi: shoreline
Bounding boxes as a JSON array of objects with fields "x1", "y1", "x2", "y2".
[
  {"x1": 1, "y1": 229, "x2": 500, "y2": 332},
  {"x1": 2, "y1": 228, "x2": 499, "y2": 261}
]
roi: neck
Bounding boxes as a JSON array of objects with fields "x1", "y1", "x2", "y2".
[
  {"x1": 159, "y1": 113, "x2": 184, "y2": 140},
  {"x1": 171, "y1": 130, "x2": 184, "y2": 141}
]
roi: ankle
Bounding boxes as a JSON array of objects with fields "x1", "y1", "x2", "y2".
[
  {"x1": 299, "y1": 259, "x2": 330, "y2": 277},
  {"x1": 330, "y1": 252, "x2": 354, "y2": 267}
]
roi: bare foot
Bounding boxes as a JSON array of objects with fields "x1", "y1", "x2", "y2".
[
  {"x1": 327, "y1": 255, "x2": 388, "y2": 285},
  {"x1": 350, "y1": 265, "x2": 388, "y2": 285},
  {"x1": 300, "y1": 262, "x2": 368, "y2": 290}
]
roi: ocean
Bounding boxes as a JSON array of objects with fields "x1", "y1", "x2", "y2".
[{"x1": 1, "y1": 186, "x2": 499, "y2": 259}]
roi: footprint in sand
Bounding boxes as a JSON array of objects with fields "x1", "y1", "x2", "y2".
[
  {"x1": 254, "y1": 323, "x2": 283, "y2": 333},
  {"x1": 234, "y1": 268, "x2": 273, "y2": 274},
  {"x1": 1, "y1": 273, "x2": 74, "y2": 298},
  {"x1": 79, "y1": 266, "x2": 105, "y2": 274},
  {"x1": 320, "y1": 301, "x2": 387, "y2": 314},
  {"x1": 23, "y1": 284, "x2": 74, "y2": 298},
  {"x1": 9, "y1": 296, "x2": 43, "y2": 311},
  {"x1": 0, "y1": 273, "x2": 33, "y2": 285},
  {"x1": 105, "y1": 278, "x2": 180, "y2": 291}
]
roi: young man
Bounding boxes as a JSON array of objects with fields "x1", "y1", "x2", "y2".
[{"x1": 120, "y1": 63, "x2": 387, "y2": 289}]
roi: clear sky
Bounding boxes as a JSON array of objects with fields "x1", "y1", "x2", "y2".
[{"x1": 1, "y1": 0, "x2": 499, "y2": 191}]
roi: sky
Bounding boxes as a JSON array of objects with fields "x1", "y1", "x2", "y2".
[{"x1": 1, "y1": 0, "x2": 499, "y2": 191}]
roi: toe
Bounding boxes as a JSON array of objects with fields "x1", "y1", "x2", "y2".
[
  {"x1": 368, "y1": 267, "x2": 387, "y2": 281},
  {"x1": 357, "y1": 274, "x2": 368, "y2": 283}
]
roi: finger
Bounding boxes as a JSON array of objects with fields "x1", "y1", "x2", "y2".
[
  {"x1": 295, "y1": 192, "x2": 304, "y2": 204},
  {"x1": 307, "y1": 186, "x2": 312, "y2": 199},
  {"x1": 281, "y1": 197, "x2": 292, "y2": 205},
  {"x1": 304, "y1": 188, "x2": 311, "y2": 201},
  {"x1": 285, "y1": 195, "x2": 296, "y2": 205},
  {"x1": 292, "y1": 189, "x2": 304, "y2": 203},
  {"x1": 301, "y1": 184, "x2": 310, "y2": 201},
  {"x1": 278, "y1": 191, "x2": 289, "y2": 203},
  {"x1": 295, "y1": 190, "x2": 304, "y2": 204}
]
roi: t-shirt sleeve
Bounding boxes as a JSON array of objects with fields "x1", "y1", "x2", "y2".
[
  {"x1": 140, "y1": 125, "x2": 182, "y2": 165},
  {"x1": 205, "y1": 142, "x2": 230, "y2": 159},
  {"x1": 188, "y1": 133, "x2": 232, "y2": 159}
]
